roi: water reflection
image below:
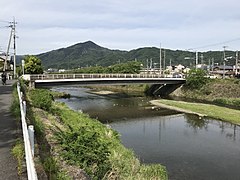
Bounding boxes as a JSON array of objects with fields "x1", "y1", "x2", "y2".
[
  {"x1": 110, "y1": 114, "x2": 240, "y2": 180},
  {"x1": 53, "y1": 86, "x2": 240, "y2": 180},
  {"x1": 185, "y1": 114, "x2": 209, "y2": 131}
]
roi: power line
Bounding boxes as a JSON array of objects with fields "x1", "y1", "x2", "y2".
[{"x1": 187, "y1": 37, "x2": 240, "y2": 51}]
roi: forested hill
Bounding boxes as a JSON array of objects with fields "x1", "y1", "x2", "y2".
[{"x1": 37, "y1": 41, "x2": 236, "y2": 70}]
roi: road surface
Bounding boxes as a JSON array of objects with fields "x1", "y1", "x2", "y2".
[{"x1": 0, "y1": 80, "x2": 19, "y2": 179}]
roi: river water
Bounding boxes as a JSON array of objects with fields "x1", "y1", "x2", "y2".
[{"x1": 52, "y1": 86, "x2": 240, "y2": 180}]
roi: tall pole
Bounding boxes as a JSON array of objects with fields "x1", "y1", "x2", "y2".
[
  {"x1": 4, "y1": 28, "x2": 13, "y2": 71},
  {"x1": 223, "y1": 46, "x2": 227, "y2": 79},
  {"x1": 159, "y1": 43, "x2": 162, "y2": 76},
  {"x1": 163, "y1": 49, "x2": 166, "y2": 76},
  {"x1": 236, "y1": 51, "x2": 238, "y2": 75},
  {"x1": 13, "y1": 18, "x2": 16, "y2": 78},
  {"x1": 146, "y1": 59, "x2": 149, "y2": 74},
  {"x1": 195, "y1": 51, "x2": 198, "y2": 69},
  {"x1": 212, "y1": 58, "x2": 214, "y2": 71}
]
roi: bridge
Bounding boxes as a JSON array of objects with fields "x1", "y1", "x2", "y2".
[{"x1": 22, "y1": 73, "x2": 186, "y2": 96}]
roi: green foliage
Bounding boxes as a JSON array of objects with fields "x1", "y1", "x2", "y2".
[
  {"x1": 43, "y1": 157, "x2": 59, "y2": 179},
  {"x1": 24, "y1": 55, "x2": 43, "y2": 74},
  {"x1": 213, "y1": 98, "x2": 240, "y2": 107},
  {"x1": 53, "y1": 102, "x2": 167, "y2": 179},
  {"x1": 56, "y1": 125, "x2": 111, "y2": 179},
  {"x1": 28, "y1": 89, "x2": 53, "y2": 111},
  {"x1": 11, "y1": 139, "x2": 24, "y2": 175},
  {"x1": 10, "y1": 87, "x2": 20, "y2": 120},
  {"x1": 73, "y1": 61, "x2": 141, "y2": 74},
  {"x1": 184, "y1": 69, "x2": 209, "y2": 89},
  {"x1": 108, "y1": 61, "x2": 141, "y2": 74}
]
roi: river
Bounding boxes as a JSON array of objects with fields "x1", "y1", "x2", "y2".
[{"x1": 52, "y1": 86, "x2": 240, "y2": 180}]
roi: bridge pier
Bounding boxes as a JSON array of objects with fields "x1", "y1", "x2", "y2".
[{"x1": 147, "y1": 84, "x2": 183, "y2": 97}]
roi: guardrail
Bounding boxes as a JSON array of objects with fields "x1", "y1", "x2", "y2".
[
  {"x1": 27, "y1": 73, "x2": 166, "y2": 81},
  {"x1": 17, "y1": 82, "x2": 38, "y2": 180}
]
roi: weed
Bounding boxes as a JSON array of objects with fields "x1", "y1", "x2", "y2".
[{"x1": 11, "y1": 139, "x2": 24, "y2": 175}]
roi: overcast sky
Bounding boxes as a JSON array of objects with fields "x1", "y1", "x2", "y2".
[{"x1": 1, "y1": 0, "x2": 240, "y2": 55}]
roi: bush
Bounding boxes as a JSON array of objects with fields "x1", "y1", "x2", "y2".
[
  {"x1": 55, "y1": 125, "x2": 111, "y2": 179},
  {"x1": 184, "y1": 69, "x2": 209, "y2": 89},
  {"x1": 213, "y1": 98, "x2": 228, "y2": 105},
  {"x1": 28, "y1": 89, "x2": 53, "y2": 111}
]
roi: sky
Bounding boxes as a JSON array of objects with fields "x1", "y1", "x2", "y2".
[{"x1": 1, "y1": 0, "x2": 240, "y2": 55}]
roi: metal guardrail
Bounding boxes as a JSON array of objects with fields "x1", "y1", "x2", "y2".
[
  {"x1": 28, "y1": 73, "x2": 166, "y2": 81},
  {"x1": 17, "y1": 82, "x2": 38, "y2": 180}
]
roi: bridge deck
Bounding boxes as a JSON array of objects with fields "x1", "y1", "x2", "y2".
[{"x1": 22, "y1": 74, "x2": 186, "y2": 87}]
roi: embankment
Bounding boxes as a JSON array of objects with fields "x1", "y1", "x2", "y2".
[
  {"x1": 151, "y1": 99, "x2": 240, "y2": 125},
  {"x1": 21, "y1": 85, "x2": 167, "y2": 179}
]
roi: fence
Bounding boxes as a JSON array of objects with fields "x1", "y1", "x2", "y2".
[
  {"x1": 28, "y1": 73, "x2": 165, "y2": 81},
  {"x1": 17, "y1": 82, "x2": 38, "y2": 180}
]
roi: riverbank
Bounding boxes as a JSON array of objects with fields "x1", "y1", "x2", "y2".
[
  {"x1": 151, "y1": 99, "x2": 240, "y2": 125},
  {"x1": 172, "y1": 78, "x2": 240, "y2": 108},
  {"x1": 22, "y1": 86, "x2": 168, "y2": 179}
]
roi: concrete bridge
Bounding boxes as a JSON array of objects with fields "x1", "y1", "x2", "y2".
[{"x1": 22, "y1": 73, "x2": 186, "y2": 96}]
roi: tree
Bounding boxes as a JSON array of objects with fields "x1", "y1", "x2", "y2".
[
  {"x1": 184, "y1": 69, "x2": 209, "y2": 89},
  {"x1": 24, "y1": 55, "x2": 43, "y2": 74}
]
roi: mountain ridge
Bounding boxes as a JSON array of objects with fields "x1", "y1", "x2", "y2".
[{"x1": 37, "y1": 41, "x2": 236, "y2": 70}]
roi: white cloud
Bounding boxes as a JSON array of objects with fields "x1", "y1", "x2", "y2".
[{"x1": 1, "y1": 0, "x2": 240, "y2": 54}]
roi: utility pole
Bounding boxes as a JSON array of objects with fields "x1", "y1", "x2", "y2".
[
  {"x1": 200, "y1": 54, "x2": 204, "y2": 64},
  {"x1": 236, "y1": 51, "x2": 238, "y2": 75},
  {"x1": 223, "y1": 46, "x2": 227, "y2": 79},
  {"x1": 13, "y1": 18, "x2": 17, "y2": 78},
  {"x1": 4, "y1": 27, "x2": 13, "y2": 72},
  {"x1": 150, "y1": 58, "x2": 152, "y2": 69},
  {"x1": 163, "y1": 49, "x2": 166, "y2": 75},
  {"x1": 195, "y1": 51, "x2": 198, "y2": 69},
  {"x1": 146, "y1": 59, "x2": 149, "y2": 74},
  {"x1": 159, "y1": 43, "x2": 162, "y2": 76},
  {"x1": 212, "y1": 58, "x2": 214, "y2": 72},
  {"x1": 3, "y1": 18, "x2": 17, "y2": 78}
]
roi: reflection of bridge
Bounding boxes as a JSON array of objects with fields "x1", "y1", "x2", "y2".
[{"x1": 23, "y1": 74, "x2": 186, "y2": 96}]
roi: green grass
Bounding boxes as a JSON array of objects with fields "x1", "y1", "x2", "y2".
[
  {"x1": 156, "y1": 99, "x2": 240, "y2": 125},
  {"x1": 11, "y1": 139, "x2": 24, "y2": 175},
  {"x1": 53, "y1": 102, "x2": 168, "y2": 179}
]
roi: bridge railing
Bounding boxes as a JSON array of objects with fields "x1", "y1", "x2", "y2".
[{"x1": 29, "y1": 73, "x2": 166, "y2": 81}]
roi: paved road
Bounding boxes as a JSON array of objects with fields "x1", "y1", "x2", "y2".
[{"x1": 0, "y1": 80, "x2": 19, "y2": 179}]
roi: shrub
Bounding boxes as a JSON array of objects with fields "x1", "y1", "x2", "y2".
[
  {"x1": 43, "y1": 157, "x2": 58, "y2": 179},
  {"x1": 28, "y1": 89, "x2": 53, "y2": 111},
  {"x1": 213, "y1": 98, "x2": 228, "y2": 105},
  {"x1": 184, "y1": 69, "x2": 209, "y2": 89},
  {"x1": 55, "y1": 125, "x2": 111, "y2": 179}
]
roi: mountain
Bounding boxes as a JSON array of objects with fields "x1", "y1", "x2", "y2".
[
  {"x1": 37, "y1": 41, "x2": 237, "y2": 70},
  {"x1": 37, "y1": 41, "x2": 127, "y2": 69}
]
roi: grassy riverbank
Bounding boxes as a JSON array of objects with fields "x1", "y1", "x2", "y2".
[
  {"x1": 24, "y1": 87, "x2": 167, "y2": 179},
  {"x1": 173, "y1": 78, "x2": 240, "y2": 108},
  {"x1": 151, "y1": 99, "x2": 240, "y2": 125}
]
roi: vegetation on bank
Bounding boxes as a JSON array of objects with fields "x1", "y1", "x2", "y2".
[
  {"x1": 151, "y1": 99, "x2": 240, "y2": 125},
  {"x1": 174, "y1": 69, "x2": 240, "y2": 108},
  {"x1": 22, "y1": 86, "x2": 167, "y2": 179}
]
